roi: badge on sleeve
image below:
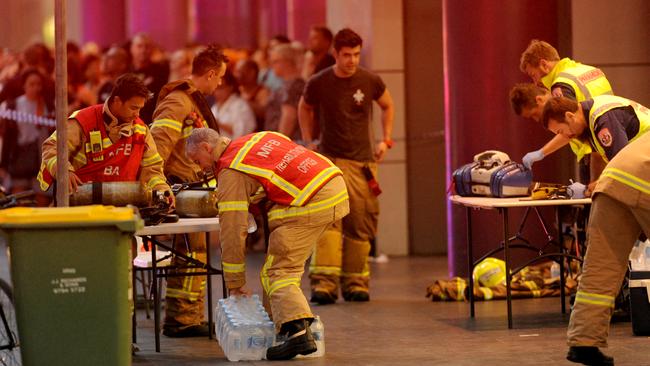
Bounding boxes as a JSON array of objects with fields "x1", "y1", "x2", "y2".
[{"x1": 597, "y1": 128, "x2": 613, "y2": 147}]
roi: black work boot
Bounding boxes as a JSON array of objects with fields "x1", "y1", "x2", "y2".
[
  {"x1": 310, "y1": 290, "x2": 336, "y2": 305},
  {"x1": 567, "y1": 346, "x2": 614, "y2": 365},
  {"x1": 266, "y1": 319, "x2": 317, "y2": 361},
  {"x1": 162, "y1": 322, "x2": 210, "y2": 338},
  {"x1": 343, "y1": 290, "x2": 369, "y2": 302}
]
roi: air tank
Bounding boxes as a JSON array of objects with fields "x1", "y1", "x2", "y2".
[
  {"x1": 70, "y1": 182, "x2": 152, "y2": 207},
  {"x1": 175, "y1": 190, "x2": 218, "y2": 218}
]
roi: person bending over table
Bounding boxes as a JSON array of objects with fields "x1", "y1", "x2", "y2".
[{"x1": 185, "y1": 127, "x2": 349, "y2": 360}]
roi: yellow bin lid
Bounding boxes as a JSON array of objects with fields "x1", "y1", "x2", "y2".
[{"x1": 0, "y1": 205, "x2": 142, "y2": 230}]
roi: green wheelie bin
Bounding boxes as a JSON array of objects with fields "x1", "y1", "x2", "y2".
[{"x1": 0, "y1": 205, "x2": 142, "y2": 366}]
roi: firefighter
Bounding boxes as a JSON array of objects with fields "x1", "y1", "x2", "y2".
[
  {"x1": 565, "y1": 131, "x2": 650, "y2": 366},
  {"x1": 185, "y1": 127, "x2": 349, "y2": 360},
  {"x1": 518, "y1": 40, "x2": 613, "y2": 174},
  {"x1": 298, "y1": 28, "x2": 395, "y2": 304},
  {"x1": 150, "y1": 45, "x2": 228, "y2": 337},
  {"x1": 38, "y1": 73, "x2": 170, "y2": 196},
  {"x1": 540, "y1": 95, "x2": 650, "y2": 198}
]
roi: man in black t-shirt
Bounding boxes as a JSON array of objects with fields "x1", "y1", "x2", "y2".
[{"x1": 298, "y1": 28, "x2": 395, "y2": 304}]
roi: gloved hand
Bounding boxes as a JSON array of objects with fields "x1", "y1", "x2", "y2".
[
  {"x1": 522, "y1": 150, "x2": 545, "y2": 169},
  {"x1": 568, "y1": 181, "x2": 587, "y2": 199}
]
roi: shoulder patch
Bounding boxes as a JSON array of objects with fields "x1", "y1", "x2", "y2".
[{"x1": 597, "y1": 128, "x2": 612, "y2": 147}]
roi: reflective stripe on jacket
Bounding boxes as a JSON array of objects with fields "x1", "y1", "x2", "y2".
[
  {"x1": 38, "y1": 105, "x2": 146, "y2": 190},
  {"x1": 542, "y1": 58, "x2": 614, "y2": 161},
  {"x1": 588, "y1": 95, "x2": 650, "y2": 163},
  {"x1": 216, "y1": 131, "x2": 342, "y2": 207}
]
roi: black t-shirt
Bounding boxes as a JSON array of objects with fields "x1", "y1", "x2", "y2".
[{"x1": 303, "y1": 67, "x2": 385, "y2": 161}]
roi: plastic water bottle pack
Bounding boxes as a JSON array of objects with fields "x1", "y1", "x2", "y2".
[{"x1": 214, "y1": 295, "x2": 275, "y2": 361}]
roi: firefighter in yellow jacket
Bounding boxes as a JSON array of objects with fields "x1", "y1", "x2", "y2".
[
  {"x1": 38, "y1": 73, "x2": 169, "y2": 195},
  {"x1": 150, "y1": 45, "x2": 228, "y2": 337},
  {"x1": 540, "y1": 95, "x2": 650, "y2": 197},
  {"x1": 564, "y1": 131, "x2": 650, "y2": 366},
  {"x1": 518, "y1": 39, "x2": 613, "y2": 171},
  {"x1": 186, "y1": 128, "x2": 349, "y2": 360}
]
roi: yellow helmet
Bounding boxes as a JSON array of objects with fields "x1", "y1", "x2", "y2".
[{"x1": 473, "y1": 257, "x2": 506, "y2": 287}]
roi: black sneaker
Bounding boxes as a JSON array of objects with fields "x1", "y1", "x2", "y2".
[
  {"x1": 343, "y1": 291, "x2": 369, "y2": 302},
  {"x1": 566, "y1": 346, "x2": 614, "y2": 365},
  {"x1": 162, "y1": 322, "x2": 210, "y2": 338},
  {"x1": 310, "y1": 290, "x2": 336, "y2": 305},
  {"x1": 266, "y1": 319, "x2": 317, "y2": 361}
]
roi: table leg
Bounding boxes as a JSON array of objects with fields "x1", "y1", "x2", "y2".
[
  {"x1": 151, "y1": 237, "x2": 160, "y2": 352},
  {"x1": 207, "y1": 231, "x2": 213, "y2": 340},
  {"x1": 557, "y1": 207, "x2": 566, "y2": 314},
  {"x1": 466, "y1": 207, "x2": 474, "y2": 318},
  {"x1": 132, "y1": 257, "x2": 137, "y2": 344},
  {"x1": 502, "y1": 208, "x2": 512, "y2": 329}
]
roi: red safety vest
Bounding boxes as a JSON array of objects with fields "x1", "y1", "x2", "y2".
[
  {"x1": 39, "y1": 105, "x2": 146, "y2": 188},
  {"x1": 216, "y1": 132, "x2": 342, "y2": 206}
]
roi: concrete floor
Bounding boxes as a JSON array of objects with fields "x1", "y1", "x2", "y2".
[{"x1": 2, "y1": 246, "x2": 649, "y2": 365}]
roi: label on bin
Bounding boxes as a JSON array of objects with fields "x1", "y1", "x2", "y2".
[{"x1": 51, "y1": 268, "x2": 87, "y2": 295}]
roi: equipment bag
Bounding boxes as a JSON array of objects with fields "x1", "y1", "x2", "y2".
[{"x1": 452, "y1": 150, "x2": 532, "y2": 197}]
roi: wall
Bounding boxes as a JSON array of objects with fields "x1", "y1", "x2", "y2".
[
  {"x1": 444, "y1": 0, "x2": 573, "y2": 276},
  {"x1": 572, "y1": 0, "x2": 650, "y2": 105},
  {"x1": 326, "y1": 0, "x2": 409, "y2": 256},
  {"x1": 403, "y1": 0, "x2": 446, "y2": 255}
]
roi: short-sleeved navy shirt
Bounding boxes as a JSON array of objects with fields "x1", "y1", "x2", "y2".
[
  {"x1": 580, "y1": 100, "x2": 640, "y2": 161},
  {"x1": 303, "y1": 66, "x2": 386, "y2": 161}
]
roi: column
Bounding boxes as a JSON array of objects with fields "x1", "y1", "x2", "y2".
[
  {"x1": 126, "y1": 0, "x2": 189, "y2": 51},
  {"x1": 445, "y1": 0, "x2": 572, "y2": 276},
  {"x1": 80, "y1": 0, "x2": 126, "y2": 47},
  {"x1": 326, "y1": 0, "x2": 408, "y2": 256},
  {"x1": 287, "y1": 0, "x2": 326, "y2": 45},
  {"x1": 192, "y1": 0, "x2": 257, "y2": 49}
]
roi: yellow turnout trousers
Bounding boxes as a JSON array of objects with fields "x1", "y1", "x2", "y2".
[
  {"x1": 567, "y1": 193, "x2": 650, "y2": 347},
  {"x1": 164, "y1": 232, "x2": 207, "y2": 327},
  {"x1": 262, "y1": 176, "x2": 349, "y2": 328},
  {"x1": 309, "y1": 157, "x2": 379, "y2": 298}
]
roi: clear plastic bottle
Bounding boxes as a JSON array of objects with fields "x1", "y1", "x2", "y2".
[
  {"x1": 215, "y1": 295, "x2": 275, "y2": 361},
  {"x1": 550, "y1": 261, "x2": 560, "y2": 279}
]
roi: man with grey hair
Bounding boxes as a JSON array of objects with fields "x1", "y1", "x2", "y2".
[{"x1": 186, "y1": 128, "x2": 349, "y2": 360}]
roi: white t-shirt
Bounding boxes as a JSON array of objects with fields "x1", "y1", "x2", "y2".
[{"x1": 211, "y1": 94, "x2": 256, "y2": 139}]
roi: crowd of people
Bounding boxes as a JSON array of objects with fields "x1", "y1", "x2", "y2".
[{"x1": 0, "y1": 25, "x2": 338, "y2": 200}]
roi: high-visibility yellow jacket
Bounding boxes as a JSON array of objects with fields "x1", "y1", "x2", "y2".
[
  {"x1": 212, "y1": 132, "x2": 347, "y2": 289},
  {"x1": 216, "y1": 131, "x2": 342, "y2": 207},
  {"x1": 594, "y1": 129, "x2": 650, "y2": 208},
  {"x1": 588, "y1": 95, "x2": 650, "y2": 163},
  {"x1": 542, "y1": 58, "x2": 614, "y2": 161},
  {"x1": 38, "y1": 102, "x2": 168, "y2": 192}
]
